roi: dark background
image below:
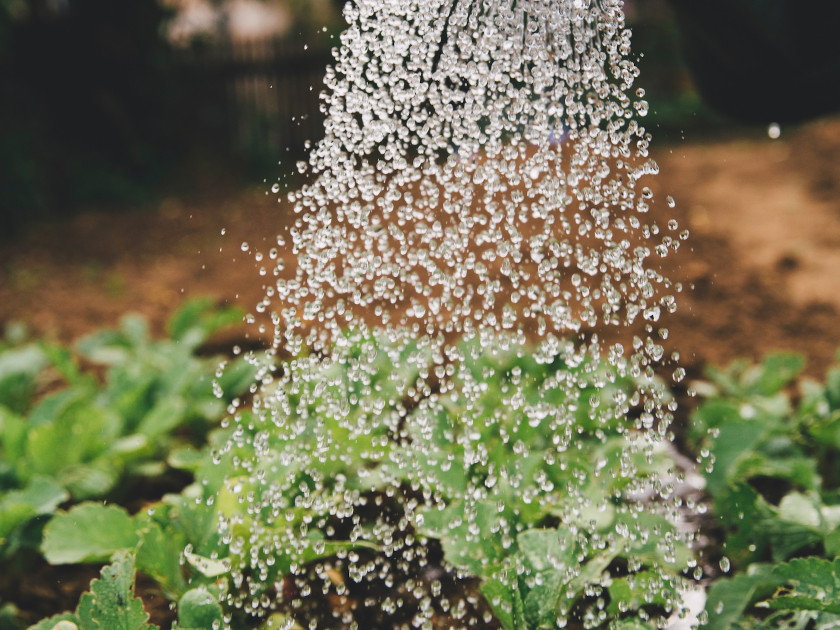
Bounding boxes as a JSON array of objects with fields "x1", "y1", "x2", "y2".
[{"x1": 1, "y1": 0, "x2": 838, "y2": 236}]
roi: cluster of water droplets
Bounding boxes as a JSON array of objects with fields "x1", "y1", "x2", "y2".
[{"x1": 216, "y1": 1, "x2": 691, "y2": 627}]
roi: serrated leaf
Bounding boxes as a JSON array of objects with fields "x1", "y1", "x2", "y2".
[
  {"x1": 766, "y1": 595, "x2": 840, "y2": 615},
  {"x1": 42, "y1": 503, "x2": 139, "y2": 564},
  {"x1": 767, "y1": 557, "x2": 840, "y2": 615},
  {"x1": 76, "y1": 551, "x2": 153, "y2": 630},
  {"x1": 703, "y1": 564, "x2": 783, "y2": 630}
]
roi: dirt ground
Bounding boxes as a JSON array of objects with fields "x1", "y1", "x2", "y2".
[{"x1": 2, "y1": 115, "x2": 840, "y2": 382}]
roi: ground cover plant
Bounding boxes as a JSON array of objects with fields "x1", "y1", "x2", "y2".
[
  {"x1": 6, "y1": 300, "x2": 840, "y2": 629},
  {"x1": 1, "y1": 315, "x2": 695, "y2": 630},
  {"x1": 689, "y1": 351, "x2": 840, "y2": 628},
  {"x1": 0, "y1": 299, "x2": 257, "y2": 628}
]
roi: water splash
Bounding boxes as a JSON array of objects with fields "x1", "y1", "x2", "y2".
[{"x1": 217, "y1": 1, "x2": 690, "y2": 627}]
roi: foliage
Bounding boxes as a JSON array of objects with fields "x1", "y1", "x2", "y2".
[
  {"x1": 0, "y1": 298, "x2": 255, "y2": 562},
  {"x1": 690, "y1": 350, "x2": 840, "y2": 628},
  {"x1": 1, "y1": 328, "x2": 695, "y2": 630}
]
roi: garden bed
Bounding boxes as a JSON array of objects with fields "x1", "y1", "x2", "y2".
[{"x1": 2, "y1": 116, "x2": 840, "y2": 629}]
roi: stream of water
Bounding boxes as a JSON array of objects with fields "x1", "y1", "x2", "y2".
[{"x1": 218, "y1": 2, "x2": 692, "y2": 627}]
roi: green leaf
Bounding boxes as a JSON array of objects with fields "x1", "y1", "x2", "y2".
[
  {"x1": 166, "y1": 447, "x2": 204, "y2": 473},
  {"x1": 160, "y1": 495, "x2": 221, "y2": 558},
  {"x1": 523, "y1": 569, "x2": 564, "y2": 628},
  {"x1": 765, "y1": 557, "x2": 840, "y2": 615},
  {"x1": 763, "y1": 518, "x2": 824, "y2": 562},
  {"x1": 606, "y1": 571, "x2": 673, "y2": 616},
  {"x1": 213, "y1": 358, "x2": 258, "y2": 401},
  {"x1": 177, "y1": 587, "x2": 223, "y2": 630},
  {"x1": 824, "y1": 527, "x2": 840, "y2": 558},
  {"x1": 517, "y1": 529, "x2": 576, "y2": 574},
  {"x1": 0, "y1": 344, "x2": 47, "y2": 413},
  {"x1": 704, "y1": 421, "x2": 766, "y2": 497},
  {"x1": 40, "y1": 343, "x2": 86, "y2": 387},
  {"x1": 755, "y1": 353, "x2": 805, "y2": 396},
  {"x1": 183, "y1": 547, "x2": 228, "y2": 578},
  {"x1": 766, "y1": 595, "x2": 840, "y2": 615},
  {"x1": 703, "y1": 564, "x2": 783, "y2": 630},
  {"x1": 76, "y1": 551, "x2": 153, "y2": 630},
  {"x1": 135, "y1": 522, "x2": 187, "y2": 598},
  {"x1": 0, "y1": 476, "x2": 69, "y2": 539},
  {"x1": 778, "y1": 493, "x2": 822, "y2": 529},
  {"x1": 135, "y1": 397, "x2": 187, "y2": 439},
  {"x1": 76, "y1": 330, "x2": 131, "y2": 365},
  {"x1": 481, "y1": 576, "x2": 516, "y2": 630},
  {"x1": 24, "y1": 398, "x2": 111, "y2": 479},
  {"x1": 119, "y1": 315, "x2": 150, "y2": 349},
  {"x1": 42, "y1": 503, "x2": 139, "y2": 564},
  {"x1": 167, "y1": 298, "x2": 242, "y2": 349},
  {"x1": 0, "y1": 405, "x2": 28, "y2": 468},
  {"x1": 26, "y1": 612, "x2": 78, "y2": 630}
]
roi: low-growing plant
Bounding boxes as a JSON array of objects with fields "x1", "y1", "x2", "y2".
[
  {"x1": 690, "y1": 351, "x2": 840, "y2": 628},
  {"x1": 0, "y1": 298, "x2": 256, "y2": 565},
  {"x1": 15, "y1": 331, "x2": 694, "y2": 630}
]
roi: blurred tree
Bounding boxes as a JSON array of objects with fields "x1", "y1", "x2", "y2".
[{"x1": 0, "y1": 0, "x2": 228, "y2": 234}]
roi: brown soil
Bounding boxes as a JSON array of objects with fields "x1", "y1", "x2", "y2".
[
  {"x1": 2, "y1": 116, "x2": 840, "y2": 628},
  {"x1": 3, "y1": 117, "x2": 840, "y2": 376}
]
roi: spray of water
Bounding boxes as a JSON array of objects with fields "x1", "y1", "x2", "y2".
[{"x1": 216, "y1": 1, "x2": 690, "y2": 627}]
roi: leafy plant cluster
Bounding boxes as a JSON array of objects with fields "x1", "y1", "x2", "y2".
[
  {"x1": 689, "y1": 351, "x2": 840, "y2": 628},
  {"x1": 1, "y1": 318, "x2": 695, "y2": 630},
  {"x1": 22, "y1": 312, "x2": 840, "y2": 630},
  {"x1": 0, "y1": 298, "x2": 257, "y2": 628}
]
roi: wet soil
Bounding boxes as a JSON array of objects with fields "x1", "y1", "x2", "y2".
[{"x1": 2, "y1": 115, "x2": 840, "y2": 627}]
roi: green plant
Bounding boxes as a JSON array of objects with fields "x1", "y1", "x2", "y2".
[
  {"x1": 0, "y1": 298, "x2": 256, "y2": 561},
  {"x1": 15, "y1": 330, "x2": 694, "y2": 630},
  {"x1": 689, "y1": 351, "x2": 840, "y2": 628}
]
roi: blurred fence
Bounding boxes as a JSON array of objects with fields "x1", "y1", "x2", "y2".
[{"x1": 178, "y1": 38, "x2": 334, "y2": 162}]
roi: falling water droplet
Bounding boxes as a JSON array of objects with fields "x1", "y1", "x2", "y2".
[{"x1": 212, "y1": 1, "x2": 691, "y2": 627}]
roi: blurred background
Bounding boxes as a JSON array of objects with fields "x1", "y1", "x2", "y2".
[
  {"x1": 3, "y1": 0, "x2": 839, "y2": 233},
  {"x1": 0, "y1": 0, "x2": 349, "y2": 235}
]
